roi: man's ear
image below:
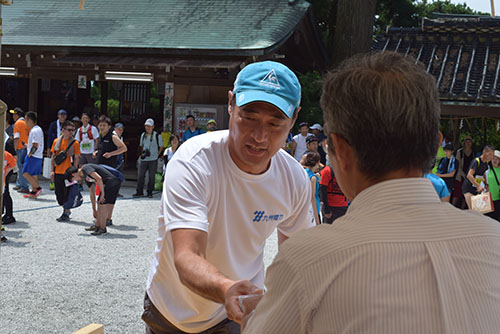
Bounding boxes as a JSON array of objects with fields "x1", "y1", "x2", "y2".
[
  {"x1": 330, "y1": 133, "x2": 353, "y2": 173},
  {"x1": 227, "y1": 91, "x2": 234, "y2": 115}
]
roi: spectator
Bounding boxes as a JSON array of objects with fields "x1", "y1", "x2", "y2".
[
  {"x1": 142, "y1": 61, "x2": 314, "y2": 334},
  {"x1": 162, "y1": 134, "x2": 180, "y2": 176},
  {"x1": 94, "y1": 116, "x2": 127, "y2": 168},
  {"x1": 76, "y1": 112, "x2": 99, "y2": 166},
  {"x1": 113, "y1": 123, "x2": 125, "y2": 172},
  {"x1": 304, "y1": 135, "x2": 319, "y2": 155},
  {"x1": 50, "y1": 120, "x2": 81, "y2": 222},
  {"x1": 133, "y1": 118, "x2": 163, "y2": 198},
  {"x1": 319, "y1": 163, "x2": 348, "y2": 224},
  {"x1": 300, "y1": 151, "x2": 321, "y2": 225},
  {"x1": 290, "y1": 122, "x2": 311, "y2": 161},
  {"x1": 485, "y1": 150, "x2": 500, "y2": 221},
  {"x1": 206, "y1": 119, "x2": 217, "y2": 132},
  {"x1": 91, "y1": 114, "x2": 99, "y2": 127},
  {"x1": 462, "y1": 145, "x2": 494, "y2": 209},
  {"x1": 6, "y1": 111, "x2": 14, "y2": 139},
  {"x1": 46, "y1": 109, "x2": 67, "y2": 156},
  {"x1": 113, "y1": 123, "x2": 125, "y2": 198},
  {"x1": 182, "y1": 114, "x2": 204, "y2": 141},
  {"x1": 2, "y1": 150, "x2": 17, "y2": 225},
  {"x1": 243, "y1": 52, "x2": 500, "y2": 334},
  {"x1": 11, "y1": 107, "x2": 30, "y2": 193},
  {"x1": 425, "y1": 172, "x2": 450, "y2": 202},
  {"x1": 452, "y1": 136, "x2": 474, "y2": 209},
  {"x1": 72, "y1": 116, "x2": 82, "y2": 132},
  {"x1": 435, "y1": 144, "x2": 456, "y2": 193},
  {"x1": 65, "y1": 163, "x2": 123, "y2": 235},
  {"x1": 22, "y1": 112, "x2": 44, "y2": 198},
  {"x1": 310, "y1": 123, "x2": 327, "y2": 164}
]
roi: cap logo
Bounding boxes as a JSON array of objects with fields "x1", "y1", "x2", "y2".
[
  {"x1": 238, "y1": 93, "x2": 245, "y2": 103},
  {"x1": 260, "y1": 69, "x2": 280, "y2": 89}
]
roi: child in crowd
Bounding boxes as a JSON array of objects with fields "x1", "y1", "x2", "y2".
[{"x1": 436, "y1": 144, "x2": 456, "y2": 194}]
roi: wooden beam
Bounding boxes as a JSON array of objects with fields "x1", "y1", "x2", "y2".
[{"x1": 72, "y1": 323, "x2": 103, "y2": 334}]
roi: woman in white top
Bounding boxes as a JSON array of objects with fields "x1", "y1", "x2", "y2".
[{"x1": 163, "y1": 134, "x2": 180, "y2": 175}]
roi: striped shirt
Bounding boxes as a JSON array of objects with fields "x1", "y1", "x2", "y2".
[{"x1": 244, "y1": 178, "x2": 500, "y2": 334}]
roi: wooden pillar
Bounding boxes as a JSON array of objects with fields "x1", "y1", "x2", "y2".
[
  {"x1": 100, "y1": 81, "x2": 108, "y2": 115},
  {"x1": 28, "y1": 75, "x2": 38, "y2": 113}
]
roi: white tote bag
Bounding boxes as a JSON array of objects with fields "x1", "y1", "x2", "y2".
[{"x1": 42, "y1": 157, "x2": 52, "y2": 179}]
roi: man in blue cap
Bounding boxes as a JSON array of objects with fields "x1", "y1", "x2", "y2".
[{"x1": 142, "y1": 61, "x2": 315, "y2": 334}]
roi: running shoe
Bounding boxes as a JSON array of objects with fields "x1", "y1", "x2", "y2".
[{"x1": 91, "y1": 227, "x2": 107, "y2": 235}]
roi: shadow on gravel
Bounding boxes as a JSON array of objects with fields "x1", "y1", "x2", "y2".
[
  {"x1": 108, "y1": 225, "x2": 144, "y2": 232},
  {"x1": 1, "y1": 221, "x2": 29, "y2": 229},
  {"x1": 25, "y1": 198, "x2": 56, "y2": 203},
  {"x1": 1, "y1": 229, "x2": 31, "y2": 247},
  {"x1": 77, "y1": 233, "x2": 138, "y2": 239},
  {"x1": 0, "y1": 239, "x2": 31, "y2": 247},
  {"x1": 58, "y1": 220, "x2": 91, "y2": 227}
]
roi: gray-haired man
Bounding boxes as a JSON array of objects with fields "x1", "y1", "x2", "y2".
[{"x1": 244, "y1": 52, "x2": 500, "y2": 333}]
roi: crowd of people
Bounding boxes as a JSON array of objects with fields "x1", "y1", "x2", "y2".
[
  {"x1": 3, "y1": 53, "x2": 500, "y2": 333},
  {"x1": 0, "y1": 108, "x2": 128, "y2": 240}
]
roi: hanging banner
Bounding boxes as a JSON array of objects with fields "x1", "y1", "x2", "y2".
[{"x1": 163, "y1": 82, "x2": 174, "y2": 132}]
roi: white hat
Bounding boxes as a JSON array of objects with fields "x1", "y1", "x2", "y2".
[
  {"x1": 144, "y1": 118, "x2": 154, "y2": 126},
  {"x1": 310, "y1": 123, "x2": 322, "y2": 131},
  {"x1": 72, "y1": 116, "x2": 80, "y2": 122},
  {"x1": 495, "y1": 150, "x2": 500, "y2": 159}
]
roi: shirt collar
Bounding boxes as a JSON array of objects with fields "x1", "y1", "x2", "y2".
[{"x1": 348, "y1": 177, "x2": 440, "y2": 213}]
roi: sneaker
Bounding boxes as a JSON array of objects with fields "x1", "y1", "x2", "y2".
[
  {"x1": 85, "y1": 225, "x2": 98, "y2": 231},
  {"x1": 106, "y1": 219, "x2": 113, "y2": 226},
  {"x1": 132, "y1": 193, "x2": 144, "y2": 198},
  {"x1": 91, "y1": 227, "x2": 107, "y2": 235},
  {"x1": 117, "y1": 193, "x2": 124, "y2": 198},
  {"x1": 56, "y1": 213, "x2": 70, "y2": 222},
  {"x1": 33, "y1": 187, "x2": 42, "y2": 198},
  {"x1": 1, "y1": 225, "x2": 4, "y2": 231},
  {"x1": 49, "y1": 182, "x2": 55, "y2": 190},
  {"x1": 13, "y1": 186, "x2": 21, "y2": 191},
  {"x1": 24, "y1": 191, "x2": 37, "y2": 198},
  {"x1": 17, "y1": 188, "x2": 30, "y2": 194},
  {"x1": 147, "y1": 192, "x2": 153, "y2": 198},
  {"x1": 1, "y1": 235, "x2": 7, "y2": 242},
  {"x1": 2, "y1": 216, "x2": 16, "y2": 225}
]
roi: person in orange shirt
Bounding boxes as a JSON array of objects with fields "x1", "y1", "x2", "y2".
[
  {"x1": 1, "y1": 150, "x2": 18, "y2": 242},
  {"x1": 50, "y1": 120, "x2": 81, "y2": 222},
  {"x1": 10, "y1": 107, "x2": 30, "y2": 193}
]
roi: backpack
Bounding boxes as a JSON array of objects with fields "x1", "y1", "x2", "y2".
[
  {"x1": 140, "y1": 131, "x2": 160, "y2": 149},
  {"x1": 78, "y1": 125, "x2": 94, "y2": 141},
  {"x1": 327, "y1": 165, "x2": 344, "y2": 196}
]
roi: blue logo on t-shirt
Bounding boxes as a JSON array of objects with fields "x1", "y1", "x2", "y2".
[{"x1": 253, "y1": 210, "x2": 284, "y2": 223}]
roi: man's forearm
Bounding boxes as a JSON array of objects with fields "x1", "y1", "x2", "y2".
[{"x1": 174, "y1": 251, "x2": 235, "y2": 304}]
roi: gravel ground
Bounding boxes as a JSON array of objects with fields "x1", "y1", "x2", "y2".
[{"x1": 0, "y1": 178, "x2": 278, "y2": 334}]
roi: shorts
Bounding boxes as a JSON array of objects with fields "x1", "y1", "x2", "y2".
[
  {"x1": 22, "y1": 156, "x2": 42, "y2": 176},
  {"x1": 462, "y1": 180, "x2": 478, "y2": 196},
  {"x1": 98, "y1": 179, "x2": 121, "y2": 205},
  {"x1": 79, "y1": 153, "x2": 97, "y2": 165}
]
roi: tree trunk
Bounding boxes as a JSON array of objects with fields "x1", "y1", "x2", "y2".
[{"x1": 331, "y1": 0, "x2": 377, "y2": 67}]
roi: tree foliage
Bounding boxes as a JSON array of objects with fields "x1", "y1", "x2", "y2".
[{"x1": 297, "y1": 0, "x2": 488, "y2": 129}]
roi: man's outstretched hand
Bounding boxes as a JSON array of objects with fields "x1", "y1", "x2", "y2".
[{"x1": 224, "y1": 280, "x2": 263, "y2": 324}]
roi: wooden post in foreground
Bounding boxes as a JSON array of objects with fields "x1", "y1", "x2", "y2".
[{"x1": 72, "y1": 323, "x2": 104, "y2": 334}]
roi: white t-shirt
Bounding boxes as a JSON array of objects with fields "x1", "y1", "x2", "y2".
[
  {"x1": 76, "y1": 124, "x2": 99, "y2": 154},
  {"x1": 292, "y1": 133, "x2": 312, "y2": 161},
  {"x1": 27, "y1": 125, "x2": 44, "y2": 159},
  {"x1": 146, "y1": 130, "x2": 315, "y2": 333}
]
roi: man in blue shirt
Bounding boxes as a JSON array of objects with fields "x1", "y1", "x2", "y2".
[{"x1": 182, "y1": 115, "x2": 204, "y2": 142}]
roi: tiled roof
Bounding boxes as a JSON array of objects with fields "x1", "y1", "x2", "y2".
[
  {"x1": 1, "y1": 0, "x2": 310, "y2": 54},
  {"x1": 373, "y1": 16, "x2": 500, "y2": 103}
]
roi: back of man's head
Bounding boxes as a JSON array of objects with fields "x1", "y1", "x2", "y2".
[{"x1": 321, "y1": 52, "x2": 440, "y2": 180}]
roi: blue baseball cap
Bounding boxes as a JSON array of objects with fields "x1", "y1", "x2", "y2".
[
  {"x1": 233, "y1": 61, "x2": 301, "y2": 118},
  {"x1": 58, "y1": 109, "x2": 67, "y2": 115}
]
